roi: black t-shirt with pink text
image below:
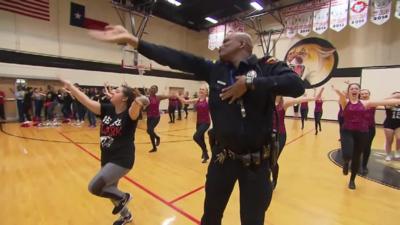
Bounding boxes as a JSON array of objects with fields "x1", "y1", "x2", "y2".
[{"x1": 100, "y1": 104, "x2": 137, "y2": 169}]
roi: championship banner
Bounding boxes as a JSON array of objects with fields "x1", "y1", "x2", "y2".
[
  {"x1": 297, "y1": 1, "x2": 314, "y2": 37},
  {"x1": 370, "y1": 0, "x2": 392, "y2": 25},
  {"x1": 281, "y1": 5, "x2": 299, "y2": 38},
  {"x1": 349, "y1": 0, "x2": 369, "y2": 28},
  {"x1": 225, "y1": 21, "x2": 245, "y2": 35},
  {"x1": 330, "y1": 0, "x2": 349, "y2": 32},
  {"x1": 394, "y1": 0, "x2": 400, "y2": 19},
  {"x1": 313, "y1": 0, "x2": 330, "y2": 34},
  {"x1": 208, "y1": 25, "x2": 225, "y2": 50}
]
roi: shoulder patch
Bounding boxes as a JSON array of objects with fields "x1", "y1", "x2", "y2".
[{"x1": 265, "y1": 57, "x2": 278, "y2": 64}]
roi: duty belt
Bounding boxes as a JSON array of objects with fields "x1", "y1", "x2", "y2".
[{"x1": 214, "y1": 146, "x2": 271, "y2": 167}]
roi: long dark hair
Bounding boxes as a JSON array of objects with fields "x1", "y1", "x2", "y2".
[{"x1": 121, "y1": 85, "x2": 136, "y2": 107}]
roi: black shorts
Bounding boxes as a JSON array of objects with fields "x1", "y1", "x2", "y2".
[{"x1": 383, "y1": 120, "x2": 400, "y2": 130}]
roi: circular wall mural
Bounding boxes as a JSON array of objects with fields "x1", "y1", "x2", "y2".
[{"x1": 284, "y1": 38, "x2": 338, "y2": 88}]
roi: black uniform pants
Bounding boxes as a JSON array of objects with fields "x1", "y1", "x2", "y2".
[
  {"x1": 193, "y1": 123, "x2": 210, "y2": 153},
  {"x1": 300, "y1": 108, "x2": 308, "y2": 129},
  {"x1": 168, "y1": 106, "x2": 175, "y2": 122},
  {"x1": 314, "y1": 111, "x2": 323, "y2": 132},
  {"x1": 362, "y1": 126, "x2": 375, "y2": 168},
  {"x1": 147, "y1": 116, "x2": 160, "y2": 149},
  {"x1": 201, "y1": 148, "x2": 273, "y2": 225},
  {"x1": 183, "y1": 105, "x2": 189, "y2": 118},
  {"x1": 271, "y1": 132, "x2": 287, "y2": 185},
  {"x1": 177, "y1": 104, "x2": 182, "y2": 120},
  {"x1": 0, "y1": 103, "x2": 5, "y2": 120},
  {"x1": 341, "y1": 130, "x2": 368, "y2": 181}
]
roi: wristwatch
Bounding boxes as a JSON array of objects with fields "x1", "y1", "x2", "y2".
[{"x1": 245, "y1": 75, "x2": 255, "y2": 90}]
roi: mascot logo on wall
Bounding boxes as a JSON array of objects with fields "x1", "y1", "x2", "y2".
[{"x1": 285, "y1": 38, "x2": 338, "y2": 88}]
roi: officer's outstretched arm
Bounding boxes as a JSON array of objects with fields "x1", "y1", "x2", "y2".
[
  {"x1": 89, "y1": 25, "x2": 213, "y2": 83},
  {"x1": 137, "y1": 41, "x2": 212, "y2": 82}
]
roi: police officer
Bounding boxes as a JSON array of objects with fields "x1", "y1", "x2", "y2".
[{"x1": 89, "y1": 25, "x2": 305, "y2": 225}]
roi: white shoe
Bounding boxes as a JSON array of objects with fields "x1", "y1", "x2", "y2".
[
  {"x1": 385, "y1": 155, "x2": 392, "y2": 161},
  {"x1": 394, "y1": 151, "x2": 400, "y2": 159}
]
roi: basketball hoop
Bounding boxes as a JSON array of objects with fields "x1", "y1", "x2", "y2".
[
  {"x1": 137, "y1": 66, "x2": 145, "y2": 75},
  {"x1": 122, "y1": 47, "x2": 151, "y2": 75}
]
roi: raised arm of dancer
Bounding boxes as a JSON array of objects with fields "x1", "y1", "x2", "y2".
[
  {"x1": 59, "y1": 78, "x2": 101, "y2": 115},
  {"x1": 177, "y1": 95, "x2": 198, "y2": 105},
  {"x1": 103, "y1": 82, "x2": 112, "y2": 99},
  {"x1": 315, "y1": 87, "x2": 325, "y2": 99},
  {"x1": 61, "y1": 88, "x2": 76, "y2": 100},
  {"x1": 156, "y1": 94, "x2": 170, "y2": 101},
  {"x1": 129, "y1": 95, "x2": 149, "y2": 120},
  {"x1": 365, "y1": 98, "x2": 400, "y2": 108},
  {"x1": 331, "y1": 85, "x2": 347, "y2": 109},
  {"x1": 283, "y1": 96, "x2": 315, "y2": 111},
  {"x1": 386, "y1": 92, "x2": 400, "y2": 99}
]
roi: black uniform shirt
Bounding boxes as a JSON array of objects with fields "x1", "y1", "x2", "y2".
[{"x1": 138, "y1": 41, "x2": 305, "y2": 153}]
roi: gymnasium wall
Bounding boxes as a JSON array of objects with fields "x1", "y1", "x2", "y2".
[
  {"x1": 1, "y1": 0, "x2": 399, "y2": 122},
  {"x1": 248, "y1": 11, "x2": 400, "y2": 122},
  {"x1": 0, "y1": 0, "x2": 216, "y2": 119},
  {"x1": 0, "y1": 0, "x2": 217, "y2": 65}
]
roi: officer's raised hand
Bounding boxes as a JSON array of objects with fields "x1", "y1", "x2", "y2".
[
  {"x1": 220, "y1": 75, "x2": 247, "y2": 104},
  {"x1": 88, "y1": 25, "x2": 139, "y2": 48}
]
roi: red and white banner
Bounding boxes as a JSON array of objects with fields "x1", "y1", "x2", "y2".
[
  {"x1": 313, "y1": 0, "x2": 331, "y2": 34},
  {"x1": 208, "y1": 25, "x2": 225, "y2": 50},
  {"x1": 281, "y1": 5, "x2": 299, "y2": 38},
  {"x1": 370, "y1": 0, "x2": 392, "y2": 25},
  {"x1": 394, "y1": 0, "x2": 400, "y2": 19},
  {"x1": 297, "y1": 2, "x2": 314, "y2": 36},
  {"x1": 225, "y1": 21, "x2": 244, "y2": 35},
  {"x1": 349, "y1": 0, "x2": 369, "y2": 28},
  {"x1": 330, "y1": 0, "x2": 349, "y2": 32}
]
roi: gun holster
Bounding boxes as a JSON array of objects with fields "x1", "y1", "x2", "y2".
[{"x1": 267, "y1": 130, "x2": 280, "y2": 168}]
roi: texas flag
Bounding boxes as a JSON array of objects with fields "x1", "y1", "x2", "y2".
[{"x1": 70, "y1": 2, "x2": 108, "y2": 30}]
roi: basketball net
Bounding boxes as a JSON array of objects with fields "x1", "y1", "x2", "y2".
[{"x1": 138, "y1": 66, "x2": 145, "y2": 75}]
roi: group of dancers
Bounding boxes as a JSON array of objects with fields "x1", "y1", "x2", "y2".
[
  {"x1": 145, "y1": 84, "x2": 211, "y2": 163},
  {"x1": 332, "y1": 83, "x2": 400, "y2": 189},
  {"x1": 270, "y1": 83, "x2": 400, "y2": 191},
  {"x1": 51, "y1": 26, "x2": 400, "y2": 224}
]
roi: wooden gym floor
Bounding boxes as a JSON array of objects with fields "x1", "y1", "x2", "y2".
[{"x1": 0, "y1": 113, "x2": 399, "y2": 225}]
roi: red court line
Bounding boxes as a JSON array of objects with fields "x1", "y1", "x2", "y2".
[
  {"x1": 59, "y1": 132, "x2": 101, "y2": 160},
  {"x1": 58, "y1": 131, "x2": 201, "y2": 225},
  {"x1": 169, "y1": 185, "x2": 205, "y2": 204}
]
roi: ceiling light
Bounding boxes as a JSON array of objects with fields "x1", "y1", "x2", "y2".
[
  {"x1": 250, "y1": 2, "x2": 263, "y2": 11},
  {"x1": 205, "y1": 17, "x2": 218, "y2": 24},
  {"x1": 166, "y1": 0, "x2": 181, "y2": 7}
]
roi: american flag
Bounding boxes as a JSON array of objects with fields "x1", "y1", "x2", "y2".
[{"x1": 0, "y1": 0, "x2": 50, "y2": 21}]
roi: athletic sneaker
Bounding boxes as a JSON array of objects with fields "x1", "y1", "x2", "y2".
[
  {"x1": 385, "y1": 155, "x2": 392, "y2": 161},
  {"x1": 112, "y1": 193, "x2": 132, "y2": 215},
  {"x1": 113, "y1": 213, "x2": 133, "y2": 225}
]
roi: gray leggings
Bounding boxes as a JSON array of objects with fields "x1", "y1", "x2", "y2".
[{"x1": 88, "y1": 163, "x2": 130, "y2": 201}]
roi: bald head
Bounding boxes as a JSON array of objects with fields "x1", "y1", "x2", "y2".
[
  {"x1": 219, "y1": 32, "x2": 254, "y2": 66},
  {"x1": 229, "y1": 32, "x2": 253, "y2": 54}
]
